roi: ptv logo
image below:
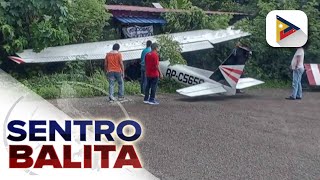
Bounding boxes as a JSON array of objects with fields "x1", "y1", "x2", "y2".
[
  {"x1": 266, "y1": 10, "x2": 308, "y2": 47},
  {"x1": 276, "y1": 15, "x2": 300, "y2": 43}
]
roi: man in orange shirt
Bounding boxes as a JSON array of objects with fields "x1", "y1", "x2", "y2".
[{"x1": 105, "y1": 43, "x2": 125, "y2": 102}]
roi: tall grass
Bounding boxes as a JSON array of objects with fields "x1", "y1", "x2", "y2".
[
  {"x1": 159, "y1": 78, "x2": 184, "y2": 94},
  {"x1": 20, "y1": 70, "x2": 142, "y2": 99},
  {"x1": 20, "y1": 69, "x2": 291, "y2": 99}
]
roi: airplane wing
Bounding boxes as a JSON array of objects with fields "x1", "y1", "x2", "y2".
[
  {"x1": 176, "y1": 82, "x2": 227, "y2": 97},
  {"x1": 9, "y1": 27, "x2": 250, "y2": 64},
  {"x1": 236, "y1": 78, "x2": 264, "y2": 89}
]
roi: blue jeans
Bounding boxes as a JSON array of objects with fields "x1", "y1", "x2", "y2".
[
  {"x1": 107, "y1": 72, "x2": 124, "y2": 100},
  {"x1": 140, "y1": 69, "x2": 147, "y2": 94},
  {"x1": 291, "y1": 68, "x2": 304, "y2": 98},
  {"x1": 144, "y1": 77, "x2": 159, "y2": 102}
]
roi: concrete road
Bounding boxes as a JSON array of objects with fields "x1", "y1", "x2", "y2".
[{"x1": 50, "y1": 89, "x2": 320, "y2": 180}]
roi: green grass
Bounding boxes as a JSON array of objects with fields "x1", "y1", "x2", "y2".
[
  {"x1": 19, "y1": 70, "x2": 140, "y2": 99},
  {"x1": 159, "y1": 78, "x2": 184, "y2": 94},
  {"x1": 19, "y1": 68, "x2": 186, "y2": 99},
  {"x1": 19, "y1": 70, "x2": 291, "y2": 99}
]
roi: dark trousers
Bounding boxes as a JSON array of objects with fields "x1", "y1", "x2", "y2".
[
  {"x1": 144, "y1": 77, "x2": 159, "y2": 101},
  {"x1": 140, "y1": 69, "x2": 147, "y2": 94}
]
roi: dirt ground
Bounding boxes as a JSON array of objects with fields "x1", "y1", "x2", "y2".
[{"x1": 50, "y1": 89, "x2": 320, "y2": 180}]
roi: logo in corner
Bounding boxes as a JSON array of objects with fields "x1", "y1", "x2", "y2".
[{"x1": 266, "y1": 10, "x2": 308, "y2": 47}]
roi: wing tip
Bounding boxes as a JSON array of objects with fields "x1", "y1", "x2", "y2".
[{"x1": 8, "y1": 56, "x2": 25, "y2": 64}]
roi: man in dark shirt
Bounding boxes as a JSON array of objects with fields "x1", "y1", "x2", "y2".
[
  {"x1": 143, "y1": 43, "x2": 163, "y2": 105},
  {"x1": 140, "y1": 40, "x2": 152, "y2": 95}
]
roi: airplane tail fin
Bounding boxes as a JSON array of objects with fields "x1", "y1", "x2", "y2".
[{"x1": 209, "y1": 46, "x2": 252, "y2": 89}]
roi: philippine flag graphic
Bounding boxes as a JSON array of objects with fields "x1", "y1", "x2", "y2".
[{"x1": 266, "y1": 10, "x2": 308, "y2": 47}]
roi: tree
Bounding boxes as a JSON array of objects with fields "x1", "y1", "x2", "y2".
[
  {"x1": 167, "y1": 0, "x2": 192, "y2": 9},
  {"x1": 157, "y1": 34, "x2": 186, "y2": 65},
  {"x1": 0, "y1": 0, "x2": 112, "y2": 79},
  {"x1": 190, "y1": 0, "x2": 258, "y2": 13},
  {"x1": 0, "y1": 0, "x2": 111, "y2": 60},
  {"x1": 236, "y1": 0, "x2": 320, "y2": 80},
  {"x1": 190, "y1": 0, "x2": 219, "y2": 11},
  {"x1": 68, "y1": 0, "x2": 111, "y2": 43},
  {"x1": 0, "y1": 0, "x2": 70, "y2": 54},
  {"x1": 302, "y1": 1, "x2": 320, "y2": 62},
  {"x1": 163, "y1": 0, "x2": 232, "y2": 33},
  {"x1": 106, "y1": 0, "x2": 147, "y2": 6}
]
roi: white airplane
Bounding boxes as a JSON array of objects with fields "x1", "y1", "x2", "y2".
[
  {"x1": 8, "y1": 27, "x2": 264, "y2": 97},
  {"x1": 160, "y1": 46, "x2": 264, "y2": 97}
]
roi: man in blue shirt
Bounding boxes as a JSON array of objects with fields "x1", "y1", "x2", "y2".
[{"x1": 140, "y1": 40, "x2": 152, "y2": 94}]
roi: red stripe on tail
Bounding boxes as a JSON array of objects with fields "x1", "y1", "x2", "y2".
[
  {"x1": 221, "y1": 68, "x2": 239, "y2": 83},
  {"x1": 305, "y1": 64, "x2": 316, "y2": 86},
  {"x1": 222, "y1": 67, "x2": 243, "y2": 75}
]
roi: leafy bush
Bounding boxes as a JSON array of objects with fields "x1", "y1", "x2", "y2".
[
  {"x1": 0, "y1": 0, "x2": 111, "y2": 58},
  {"x1": 37, "y1": 85, "x2": 61, "y2": 99},
  {"x1": 68, "y1": 0, "x2": 111, "y2": 43},
  {"x1": 20, "y1": 70, "x2": 141, "y2": 99},
  {"x1": 0, "y1": 0, "x2": 70, "y2": 54},
  {"x1": 156, "y1": 35, "x2": 187, "y2": 65},
  {"x1": 159, "y1": 78, "x2": 185, "y2": 93},
  {"x1": 124, "y1": 81, "x2": 141, "y2": 95},
  {"x1": 19, "y1": 68, "x2": 188, "y2": 99},
  {"x1": 162, "y1": 0, "x2": 232, "y2": 33}
]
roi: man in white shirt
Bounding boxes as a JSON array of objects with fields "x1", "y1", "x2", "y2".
[{"x1": 286, "y1": 47, "x2": 305, "y2": 100}]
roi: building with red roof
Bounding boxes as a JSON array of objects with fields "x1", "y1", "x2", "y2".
[{"x1": 105, "y1": 4, "x2": 247, "y2": 39}]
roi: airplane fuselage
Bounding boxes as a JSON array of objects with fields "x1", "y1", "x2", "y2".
[
  {"x1": 159, "y1": 61, "x2": 206, "y2": 86},
  {"x1": 159, "y1": 61, "x2": 235, "y2": 95}
]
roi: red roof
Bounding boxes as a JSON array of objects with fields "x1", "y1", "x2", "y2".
[{"x1": 106, "y1": 5, "x2": 246, "y2": 15}]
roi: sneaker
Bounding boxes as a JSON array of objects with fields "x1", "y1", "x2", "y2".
[
  {"x1": 143, "y1": 100, "x2": 149, "y2": 104},
  {"x1": 118, "y1": 97, "x2": 125, "y2": 101},
  {"x1": 296, "y1": 97, "x2": 302, "y2": 100},
  {"x1": 236, "y1": 89, "x2": 245, "y2": 94},
  {"x1": 148, "y1": 100, "x2": 160, "y2": 105},
  {"x1": 109, "y1": 99, "x2": 115, "y2": 103},
  {"x1": 285, "y1": 96, "x2": 295, "y2": 100}
]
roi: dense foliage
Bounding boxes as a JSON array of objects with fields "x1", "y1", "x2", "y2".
[
  {"x1": 107, "y1": 0, "x2": 256, "y2": 13},
  {"x1": 0, "y1": 0, "x2": 110, "y2": 55},
  {"x1": 68, "y1": 0, "x2": 110, "y2": 43},
  {"x1": 0, "y1": 0, "x2": 70, "y2": 54},
  {"x1": 237, "y1": 0, "x2": 320, "y2": 80},
  {"x1": 157, "y1": 34, "x2": 186, "y2": 65},
  {"x1": 162, "y1": 0, "x2": 232, "y2": 33}
]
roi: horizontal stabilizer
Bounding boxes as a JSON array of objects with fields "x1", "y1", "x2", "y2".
[
  {"x1": 236, "y1": 78, "x2": 264, "y2": 89},
  {"x1": 177, "y1": 82, "x2": 226, "y2": 97}
]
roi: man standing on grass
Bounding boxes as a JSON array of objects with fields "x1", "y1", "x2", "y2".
[
  {"x1": 105, "y1": 43, "x2": 125, "y2": 102},
  {"x1": 286, "y1": 47, "x2": 305, "y2": 100},
  {"x1": 140, "y1": 40, "x2": 152, "y2": 95},
  {"x1": 144, "y1": 43, "x2": 163, "y2": 105}
]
